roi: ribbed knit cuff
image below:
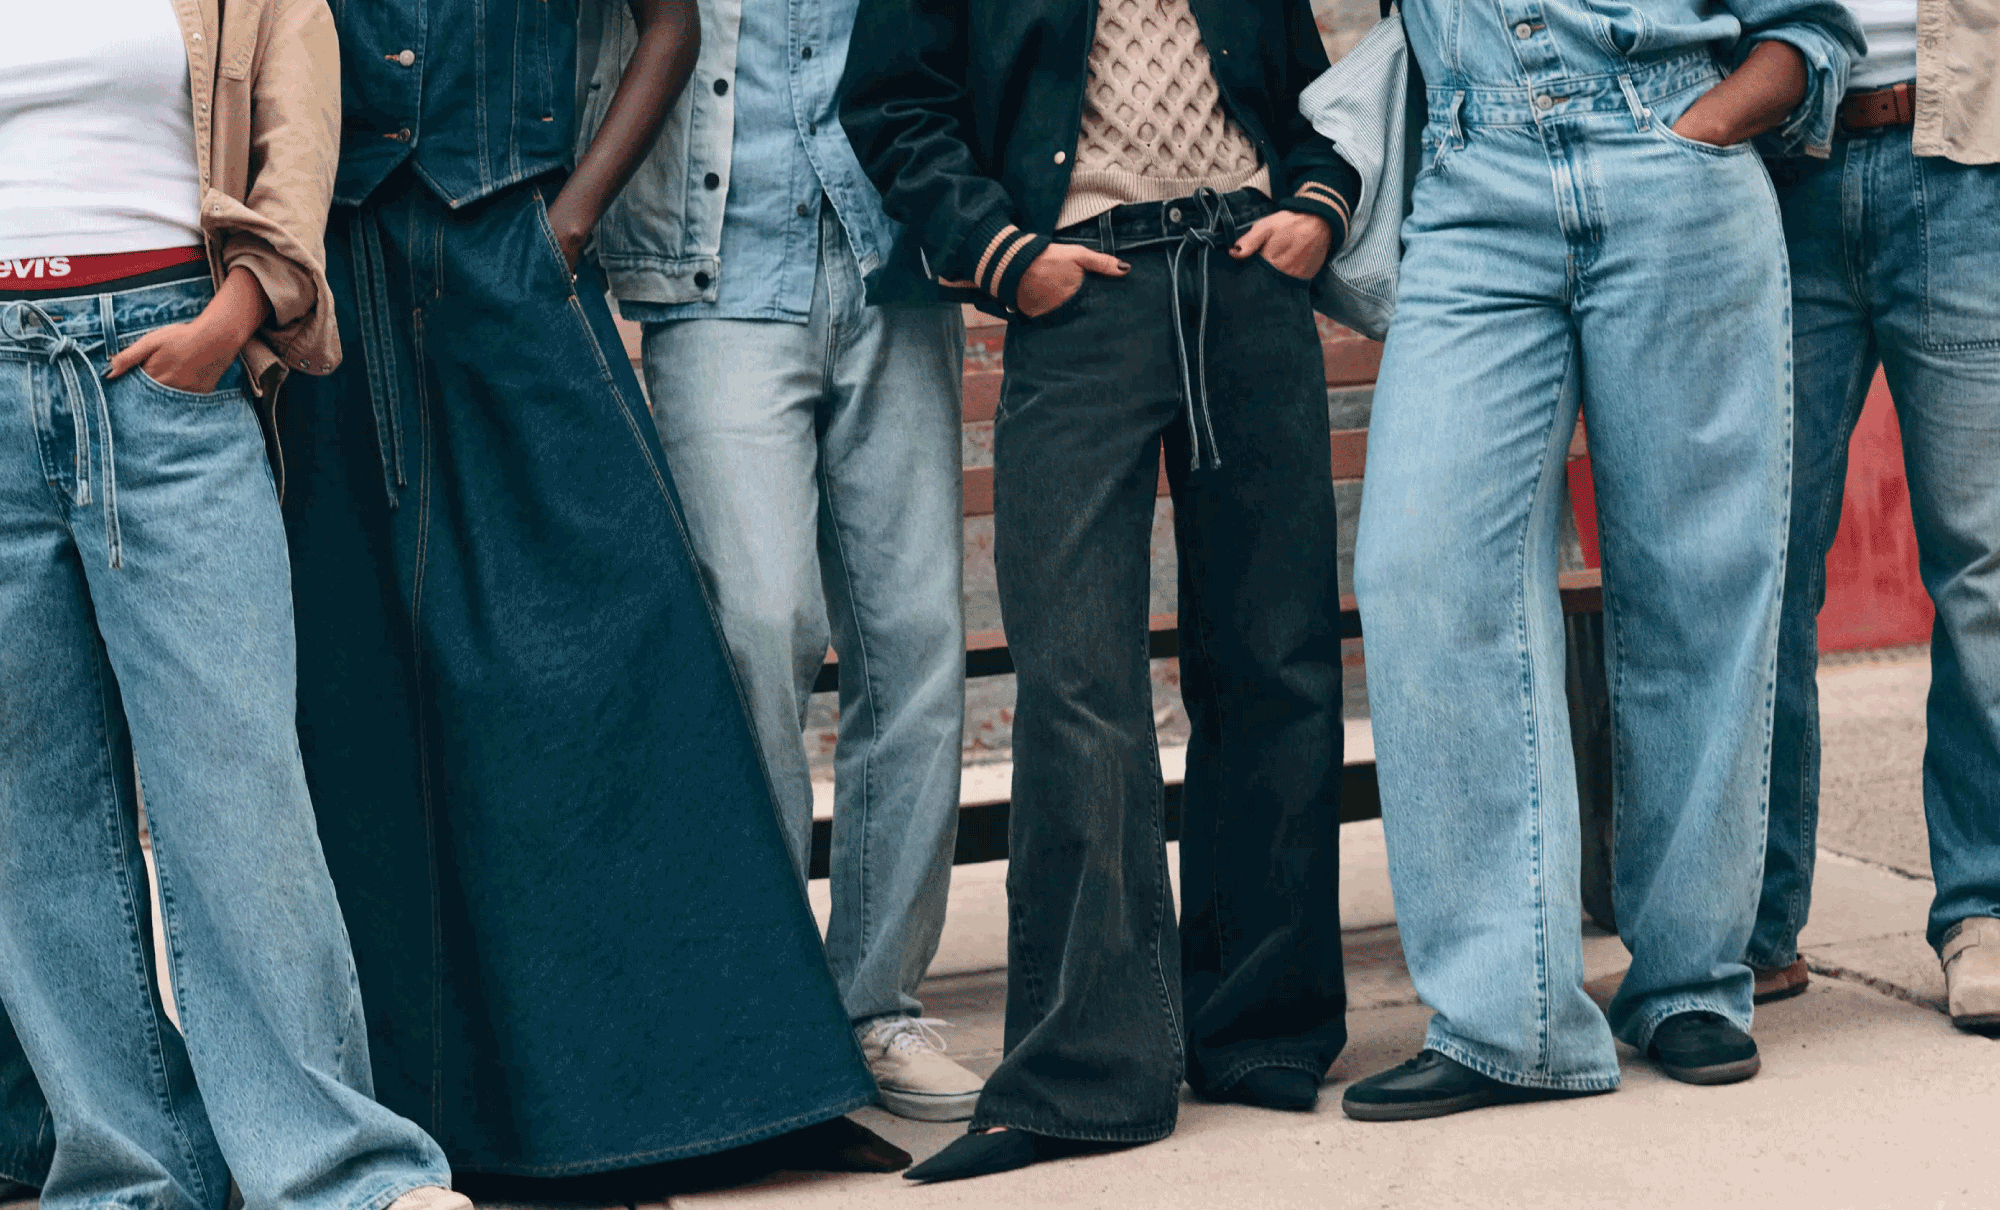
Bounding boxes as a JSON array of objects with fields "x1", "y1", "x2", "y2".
[{"x1": 990, "y1": 233, "x2": 1051, "y2": 312}]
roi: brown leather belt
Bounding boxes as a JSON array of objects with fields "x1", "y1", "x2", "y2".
[{"x1": 1840, "y1": 82, "x2": 1918, "y2": 132}]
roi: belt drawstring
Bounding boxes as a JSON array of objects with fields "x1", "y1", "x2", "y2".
[
  {"x1": 351, "y1": 208, "x2": 406, "y2": 509},
  {"x1": 3, "y1": 300, "x2": 123, "y2": 568},
  {"x1": 1167, "y1": 186, "x2": 1229, "y2": 471}
]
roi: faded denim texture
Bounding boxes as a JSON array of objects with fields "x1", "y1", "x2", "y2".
[
  {"x1": 1356, "y1": 51, "x2": 1795, "y2": 1087},
  {"x1": 0, "y1": 278, "x2": 451, "y2": 1210},
  {"x1": 638, "y1": 208, "x2": 966, "y2": 1026},
  {"x1": 975, "y1": 190, "x2": 1348, "y2": 1140},
  {"x1": 1756, "y1": 128, "x2": 2000, "y2": 963},
  {"x1": 277, "y1": 174, "x2": 876, "y2": 1175}
]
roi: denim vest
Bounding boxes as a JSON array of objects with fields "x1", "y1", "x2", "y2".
[
  {"x1": 576, "y1": 0, "x2": 901, "y2": 320},
  {"x1": 333, "y1": 0, "x2": 580, "y2": 208},
  {"x1": 1401, "y1": 0, "x2": 1862, "y2": 158}
]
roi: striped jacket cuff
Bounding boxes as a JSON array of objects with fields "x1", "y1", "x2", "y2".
[
  {"x1": 1278, "y1": 158, "x2": 1362, "y2": 259},
  {"x1": 967, "y1": 219, "x2": 1050, "y2": 311}
]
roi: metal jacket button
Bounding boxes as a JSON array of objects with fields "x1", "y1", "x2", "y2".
[
  {"x1": 1535, "y1": 94, "x2": 1555, "y2": 110},
  {"x1": 397, "y1": 49, "x2": 416, "y2": 66},
  {"x1": 1515, "y1": 22, "x2": 1533, "y2": 37}
]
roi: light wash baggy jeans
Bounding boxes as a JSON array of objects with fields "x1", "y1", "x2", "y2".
[
  {"x1": 0, "y1": 278, "x2": 452, "y2": 1209},
  {"x1": 1355, "y1": 55, "x2": 1792, "y2": 1090},
  {"x1": 640, "y1": 207, "x2": 966, "y2": 1025}
]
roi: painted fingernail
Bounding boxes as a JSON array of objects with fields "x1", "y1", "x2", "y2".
[{"x1": 1117, "y1": 261, "x2": 1130, "y2": 272}]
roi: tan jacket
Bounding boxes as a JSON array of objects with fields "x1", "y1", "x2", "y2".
[
  {"x1": 169, "y1": 0, "x2": 341, "y2": 395},
  {"x1": 1915, "y1": 0, "x2": 1999, "y2": 163}
]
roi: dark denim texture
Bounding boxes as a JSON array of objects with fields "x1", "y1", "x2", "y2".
[
  {"x1": 277, "y1": 173, "x2": 875, "y2": 1176},
  {"x1": 330, "y1": 0, "x2": 581, "y2": 208},
  {"x1": 973, "y1": 190, "x2": 1348, "y2": 1140}
]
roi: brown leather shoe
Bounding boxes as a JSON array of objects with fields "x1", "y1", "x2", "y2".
[{"x1": 1752, "y1": 958, "x2": 1809, "y2": 1004}]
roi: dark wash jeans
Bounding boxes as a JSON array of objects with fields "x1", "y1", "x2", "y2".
[{"x1": 977, "y1": 189, "x2": 1348, "y2": 1141}]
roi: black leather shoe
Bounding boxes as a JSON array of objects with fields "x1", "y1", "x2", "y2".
[
  {"x1": 1647, "y1": 1012, "x2": 1760, "y2": 1084},
  {"x1": 1341, "y1": 1050, "x2": 1606, "y2": 1121}
]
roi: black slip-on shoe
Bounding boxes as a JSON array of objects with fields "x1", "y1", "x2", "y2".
[
  {"x1": 904, "y1": 1130, "x2": 1119, "y2": 1184},
  {"x1": 1647, "y1": 1012, "x2": 1760, "y2": 1085},
  {"x1": 1340, "y1": 1050, "x2": 1605, "y2": 1122}
]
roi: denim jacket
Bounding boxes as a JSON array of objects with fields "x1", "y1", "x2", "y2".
[
  {"x1": 576, "y1": 0, "x2": 901, "y2": 317},
  {"x1": 1402, "y1": 0, "x2": 1862, "y2": 159}
]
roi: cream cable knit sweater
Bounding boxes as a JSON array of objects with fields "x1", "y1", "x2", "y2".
[{"x1": 1056, "y1": 0, "x2": 1272, "y2": 229}]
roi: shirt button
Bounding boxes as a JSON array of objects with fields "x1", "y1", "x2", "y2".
[
  {"x1": 1535, "y1": 94, "x2": 1555, "y2": 111},
  {"x1": 796, "y1": 202, "x2": 810, "y2": 217},
  {"x1": 713, "y1": 78, "x2": 729, "y2": 95},
  {"x1": 808, "y1": 121, "x2": 818, "y2": 135},
  {"x1": 704, "y1": 172, "x2": 720, "y2": 190},
  {"x1": 800, "y1": 46, "x2": 813, "y2": 59},
  {"x1": 397, "y1": 49, "x2": 417, "y2": 66},
  {"x1": 398, "y1": 127, "x2": 414, "y2": 140},
  {"x1": 693, "y1": 271, "x2": 712, "y2": 289},
  {"x1": 1054, "y1": 150, "x2": 1067, "y2": 164},
  {"x1": 1514, "y1": 22, "x2": 1533, "y2": 37}
]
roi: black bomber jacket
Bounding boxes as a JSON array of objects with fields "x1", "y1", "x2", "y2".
[{"x1": 839, "y1": 0, "x2": 1361, "y2": 315}]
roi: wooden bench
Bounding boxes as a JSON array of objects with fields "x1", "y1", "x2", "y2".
[{"x1": 787, "y1": 317, "x2": 1619, "y2": 928}]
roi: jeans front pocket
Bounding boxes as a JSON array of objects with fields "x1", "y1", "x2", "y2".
[
  {"x1": 1916, "y1": 157, "x2": 2000, "y2": 351},
  {"x1": 134, "y1": 361, "x2": 247, "y2": 406},
  {"x1": 1650, "y1": 118, "x2": 1756, "y2": 161}
]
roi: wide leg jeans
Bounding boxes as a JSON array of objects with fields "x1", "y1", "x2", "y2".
[{"x1": 1356, "y1": 63, "x2": 1792, "y2": 1087}]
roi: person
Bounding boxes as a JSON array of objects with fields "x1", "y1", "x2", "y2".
[
  {"x1": 843, "y1": 0, "x2": 1357, "y2": 1182},
  {"x1": 1750, "y1": 0, "x2": 2000, "y2": 1030},
  {"x1": 275, "y1": 0, "x2": 903, "y2": 1184},
  {"x1": 576, "y1": 0, "x2": 984, "y2": 1121},
  {"x1": 0, "y1": 3, "x2": 470, "y2": 1210},
  {"x1": 1340, "y1": 0, "x2": 1862, "y2": 1120}
]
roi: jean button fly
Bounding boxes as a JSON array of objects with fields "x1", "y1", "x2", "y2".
[{"x1": 1169, "y1": 207, "x2": 1183, "y2": 222}]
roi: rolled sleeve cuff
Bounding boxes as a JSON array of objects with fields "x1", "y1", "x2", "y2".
[
  {"x1": 1748, "y1": 27, "x2": 1852, "y2": 159},
  {"x1": 221, "y1": 234, "x2": 316, "y2": 328}
]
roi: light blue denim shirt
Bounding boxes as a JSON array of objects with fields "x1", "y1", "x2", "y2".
[
  {"x1": 1402, "y1": 0, "x2": 1863, "y2": 157},
  {"x1": 582, "y1": 0, "x2": 900, "y2": 324}
]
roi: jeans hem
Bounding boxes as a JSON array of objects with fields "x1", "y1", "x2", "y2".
[
  {"x1": 1618, "y1": 995, "x2": 1753, "y2": 1052},
  {"x1": 1425, "y1": 1033, "x2": 1622, "y2": 1093},
  {"x1": 962, "y1": 1116, "x2": 1177, "y2": 1145},
  {"x1": 1744, "y1": 944, "x2": 1801, "y2": 970},
  {"x1": 1197, "y1": 1055, "x2": 1333, "y2": 1095}
]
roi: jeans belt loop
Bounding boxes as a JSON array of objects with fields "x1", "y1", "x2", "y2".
[
  {"x1": 1447, "y1": 90, "x2": 1467, "y2": 146},
  {"x1": 1617, "y1": 75, "x2": 1650, "y2": 131}
]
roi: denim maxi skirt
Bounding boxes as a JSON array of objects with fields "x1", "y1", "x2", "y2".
[{"x1": 275, "y1": 173, "x2": 875, "y2": 1176}]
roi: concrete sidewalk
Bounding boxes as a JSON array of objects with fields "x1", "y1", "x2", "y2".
[{"x1": 730, "y1": 651, "x2": 1991, "y2": 1210}]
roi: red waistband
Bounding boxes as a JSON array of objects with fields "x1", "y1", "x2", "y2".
[{"x1": 0, "y1": 246, "x2": 207, "y2": 292}]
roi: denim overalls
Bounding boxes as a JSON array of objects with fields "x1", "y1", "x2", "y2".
[{"x1": 1352, "y1": 0, "x2": 1861, "y2": 1089}]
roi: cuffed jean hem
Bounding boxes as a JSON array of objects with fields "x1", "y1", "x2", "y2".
[
  {"x1": 1616, "y1": 995, "x2": 1753, "y2": 1054},
  {"x1": 962, "y1": 1115, "x2": 1177, "y2": 1146},
  {"x1": 1744, "y1": 942, "x2": 1802, "y2": 970},
  {"x1": 1424, "y1": 1028, "x2": 1622, "y2": 1094}
]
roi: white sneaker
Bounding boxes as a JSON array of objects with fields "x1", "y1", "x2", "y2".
[{"x1": 855, "y1": 1017, "x2": 984, "y2": 1122}]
